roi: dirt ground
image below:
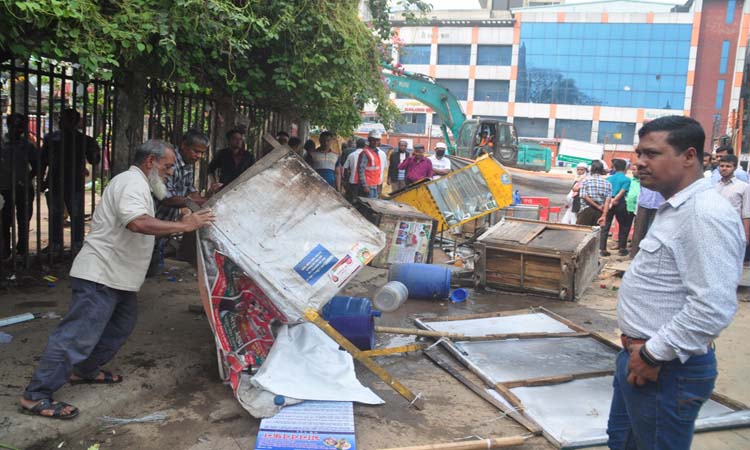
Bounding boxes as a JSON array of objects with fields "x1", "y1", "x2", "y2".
[{"x1": 0, "y1": 252, "x2": 749, "y2": 450}]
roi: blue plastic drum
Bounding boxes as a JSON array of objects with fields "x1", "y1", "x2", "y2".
[
  {"x1": 321, "y1": 296, "x2": 381, "y2": 350},
  {"x1": 388, "y1": 263, "x2": 451, "y2": 299}
]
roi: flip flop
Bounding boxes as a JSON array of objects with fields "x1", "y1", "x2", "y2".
[
  {"x1": 70, "y1": 370, "x2": 123, "y2": 385},
  {"x1": 20, "y1": 398, "x2": 79, "y2": 420}
]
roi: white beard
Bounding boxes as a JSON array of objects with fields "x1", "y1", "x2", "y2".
[{"x1": 148, "y1": 168, "x2": 168, "y2": 201}]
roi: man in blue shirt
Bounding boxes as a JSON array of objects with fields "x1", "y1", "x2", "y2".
[
  {"x1": 600, "y1": 159, "x2": 633, "y2": 256},
  {"x1": 710, "y1": 145, "x2": 748, "y2": 183}
]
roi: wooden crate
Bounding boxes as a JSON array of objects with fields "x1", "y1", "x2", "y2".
[
  {"x1": 474, "y1": 218, "x2": 600, "y2": 301},
  {"x1": 356, "y1": 198, "x2": 438, "y2": 269}
]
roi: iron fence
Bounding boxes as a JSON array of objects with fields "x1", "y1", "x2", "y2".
[
  {"x1": 1, "y1": 57, "x2": 296, "y2": 281},
  {"x1": 0, "y1": 58, "x2": 116, "y2": 275}
]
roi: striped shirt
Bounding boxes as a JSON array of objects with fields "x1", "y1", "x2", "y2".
[
  {"x1": 618, "y1": 178, "x2": 743, "y2": 363},
  {"x1": 155, "y1": 150, "x2": 196, "y2": 222},
  {"x1": 579, "y1": 175, "x2": 612, "y2": 211},
  {"x1": 309, "y1": 150, "x2": 338, "y2": 187}
]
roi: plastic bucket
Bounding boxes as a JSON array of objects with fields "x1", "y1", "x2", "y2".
[
  {"x1": 373, "y1": 281, "x2": 409, "y2": 312},
  {"x1": 321, "y1": 296, "x2": 381, "y2": 350},
  {"x1": 388, "y1": 263, "x2": 451, "y2": 299}
]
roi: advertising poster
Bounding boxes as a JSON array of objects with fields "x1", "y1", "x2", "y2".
[
  {"x1": 255, "y1": 401, "x2": 356, "y2": 450},
  {"x1": 386, "y1": 220, "x2": 432, "y2": 264}
]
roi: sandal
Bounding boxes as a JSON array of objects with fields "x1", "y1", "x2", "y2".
[
  {"x1": 70, "y1": 370, "x2": 123, "y2": 385},
  {"x1": 20, "y1": 398, "x2": 79, "y2": 420}
]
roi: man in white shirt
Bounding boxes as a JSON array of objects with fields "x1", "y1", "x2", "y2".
[
  {"x1": 715, "y1": 154, "x2": 750, "y2": 264},
  {"x1": 342, "y1": 141, "x2": 365, "y2": 202},
  {"x1": 20, "y1": 140, "x2": 214, "y2": 420},
  {"x1": 428, "y1": 142, "x2": 451, "y2": 180},
  {"x1": 377, "y1": 146, "x2": 388, "y2": 195}
]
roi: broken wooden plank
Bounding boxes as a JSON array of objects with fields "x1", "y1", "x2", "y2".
[
  {"x1": 502, "y1": 370, "x2": 615, "y2": 389},
  {"x1": 361, "y1": 343, "x2": 428, "y2": 357},
  {"x1": 375, "y1": 435, "x2": 528, "y2": 450}
]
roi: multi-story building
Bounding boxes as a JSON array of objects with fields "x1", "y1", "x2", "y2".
[{"x1": 380, "y1": 0, "x2": 750, "y2": 162}]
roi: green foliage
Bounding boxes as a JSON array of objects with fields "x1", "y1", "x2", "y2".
[{"x1": 0, "y1": 0, "x2": 429, "y2": 134}]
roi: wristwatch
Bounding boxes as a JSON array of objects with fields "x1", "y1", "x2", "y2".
[{"x1": 639, "y1": 344, "x2": 662, "y2": 367}]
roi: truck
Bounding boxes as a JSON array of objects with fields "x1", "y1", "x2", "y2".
[
  {"x1": 381, "y1": 64, "x2": 552, "y2": 172},
  {"x1": 556, "y1": 139, "x2": 604, "y2": 167}
]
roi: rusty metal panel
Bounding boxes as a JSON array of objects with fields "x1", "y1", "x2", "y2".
[{"x1": 197, "y1": 147, "x2": 386, "y2": 323}]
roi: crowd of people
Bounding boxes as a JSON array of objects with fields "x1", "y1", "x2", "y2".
[{"x1": 561, "y1": 141, "x2": 750, "y2": 266}]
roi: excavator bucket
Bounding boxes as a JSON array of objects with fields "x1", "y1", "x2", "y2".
[{"x1": 388, "y1": 155, "x2": 513, "y2": 232}]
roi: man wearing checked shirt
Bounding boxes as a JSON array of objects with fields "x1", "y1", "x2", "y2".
[{"x1": 607, "y1": 116, "x2": 744, "y2": 450}]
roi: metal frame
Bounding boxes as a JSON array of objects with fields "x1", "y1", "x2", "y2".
[{"x1": 415, "y1": 308, "x2": 750, "y2": 449}]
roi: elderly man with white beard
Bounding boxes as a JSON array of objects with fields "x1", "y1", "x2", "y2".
[{"x1": 19, "y1": 140, "x2": 214, "y2": 420}]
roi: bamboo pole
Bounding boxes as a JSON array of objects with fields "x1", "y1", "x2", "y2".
[
  {"x1": 305, "y1": 309, "x2": 425, "y2": 409},
  {"x1": 361, "y1": 343, "x2": 428, "y2": 357},
  {"x1": 374, "y1": 326, "x2": 588, "y2": 341},
  {"x1": 375, "y1": 435, "x2": 527, "y2": 450}
]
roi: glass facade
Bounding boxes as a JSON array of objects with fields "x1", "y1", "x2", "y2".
[
  {"x1": 517, "y1": 23, "x2": 692, "y2": 109},
  {"x1": 474, "y1": 80, "x2": 510, "y2": 102},
  {"x1": 598, "y1": 121, "x2": 636, "y2": 145},
  {"x1": 514, "y1": 117, "x2": 549, "y2": 138},
  {"x1": 554, "y1": 119, "x2": 592, "y2": 141},
  {"x1": 438, "y1": 45, "x2": 471, "y2": 65},
  {"x1": 716, "y1": 80, "x2": 726, "y2": 110},
  {"x1": 394, "y1": 113, "x2": 426, "y2": 134},
  {"x1": 437, "y1": 78, "x2": 469, "y2": 100},
  {"x1": 720, "y1": 41, "x2": 730, "y2": 75},
  {"x1": 477, "y1": 45, "x2": 512, "y2": 66},
  {"x1": 400, "y1": 45, "x2": 431, "y2": 65},
  {"x1": 727, "y1": 0, "x2": 737, "y2": 24}
]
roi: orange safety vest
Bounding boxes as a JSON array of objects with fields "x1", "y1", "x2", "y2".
[{"x1": 362, "y1": 147, "x2": 382, "y2": 187}]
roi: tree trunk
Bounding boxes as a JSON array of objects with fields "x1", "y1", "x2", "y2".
[{"x1": 112, "y1": 69, "x2": 146, "y2": 176}]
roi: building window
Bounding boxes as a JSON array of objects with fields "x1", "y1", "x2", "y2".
[
  {"x1": 517, "y1": 23, "x2": 691, "y2": 109},
  {"x1": 720, "y1": 41, "x2": 731, "y2": 75},
  {"x1": 554, "y1": 119, "x2": 592, "y2": 142},
  {"x1": 477, "y1": 45, "x2": 512, "y2": 66},
  {"x1": 394, "y1": 113, "x2": 427, "y2": 134},
  {"x1": 438, "y1": 45, "x2": 471, "y2": 65},
  {"x1": 400, "y1": 45, "x2": 431, "y2": 65},
  {"x1": 436, "y1": 78, "x2": 469, "y2": 100},
  {"x1": 513, "y1": 117, "x2": 549, "y2": 138},
  {"x1": 474, "y1": 80, "x2": 510, "y2": 102},
  {"x1": 597, "y1": 121, "x2": 636, "y2": 145},
  {"x1": 716, "y1": 80, "x2": 726, "y2": 110},
  {"x1": 727, "y1": 0, "x2": 737, "y2": 24},
  {"x1": 477, "y1": 115, "x2": 508, "y2": 122}
]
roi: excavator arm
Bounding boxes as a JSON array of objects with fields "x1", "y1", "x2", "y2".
[{"x1": 382, "y1": 64, "x2": 466, "y2": 153}]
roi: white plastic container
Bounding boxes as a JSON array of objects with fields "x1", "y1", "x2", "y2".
[{"x1": 373, "y1": 281, "x2": 409, "y2": 312}]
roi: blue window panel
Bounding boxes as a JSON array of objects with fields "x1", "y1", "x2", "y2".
[
  {"x1": 716, "y1": 80, "x2": 726, "y2": 110},
  {"x1": 609, "y1": 40, "x2": 624, "y2": 57},
  {"x1": 400, "y1": 45, "x2": 431, "y2": 65},
  {"x1": 663, "y1": 41, "x2": 679, "y2": 58},
  {"x1": 651, "y1": 25, "x2": 667, "y2": 41},
  {"x1": 514, "y1": 117, "x2": 549, "y2": 138},
  {"x1": 436, "y1": 78, "x2": 469, "y2": 101},
  {"x1": 720, "y1": 41, "x2": 731, "y2": 74},
  {"x1": 438, "y1": 45, "x2": 471, "y2": 65},
  {"x1": 598, "y1": 121, "x2": 636, "y2": 145},
  {"x1": 394, "y1": 113, "x2": 426, "y2": 134},
  {"x1": 727, "y1": 0, "x2": 737, "y2": 24},
  {"x1": 474, "y1": 80, "x2": 510, "y2": 102},
  {"x1": 477, "y1": 45, "x2": 512, "y2": 66},
  {"x1": 559, "y1": 23, "x2": 572, "y2": 39},
  {"x1": 555, "y1": 119, "x2": 592, "y2": 141}
]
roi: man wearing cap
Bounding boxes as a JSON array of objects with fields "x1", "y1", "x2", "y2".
[
  {"x1": 387, "y1": 140, "x2": 410, "y2": 191},
  {"x1": 398, "y1": 145, "x2": 433, "y2": 185},
  {"x1": 357, "y1": 130, "x2": 384, "y2": 198},
  {"x1": 429, "y1": 143, "x2": 451, "y2": 180},
  {"x1": 561, "y1": 162, "x2": 588, "y2": 224}
]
